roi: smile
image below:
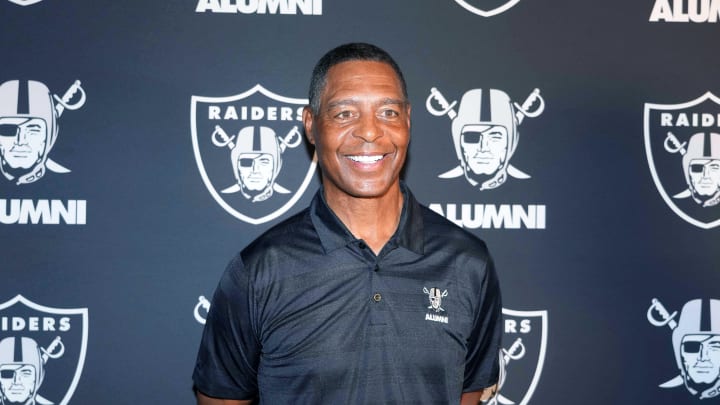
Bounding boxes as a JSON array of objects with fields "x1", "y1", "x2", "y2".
[{"x1": 347, "y1": 155, "x2": 384, "y2": 163}]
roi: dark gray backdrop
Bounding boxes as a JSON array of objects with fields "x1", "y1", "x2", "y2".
[{"x1": 1, "y1": 0, "x2": 719, "y2": 403}]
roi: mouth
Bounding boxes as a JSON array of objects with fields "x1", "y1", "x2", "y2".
[{"x1": 346, "y1": 154, "x2": 385, "y2": 164}]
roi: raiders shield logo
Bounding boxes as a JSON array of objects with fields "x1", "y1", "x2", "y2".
[
  {"x1": 0, "y1": 295, "x2": 88, "y2": 405},
  {"x1": 191, "y1": 84, "x2": 317, "y2": 225},
  {"x1": 644, "y1": 92, "x2": 720, "y2": 229},
  {"x1": 494, "y1": 308, "x2": 547, "y2": 405},
  {"x1": 453, "y1": 0, "x2": 522, "y2": 17}
]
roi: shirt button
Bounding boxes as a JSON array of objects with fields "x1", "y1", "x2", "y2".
[
  {"x1": 358, "y1": 241, "x2": 367, "y2": 249},
  {"x1": 372, "y1": 293, "x2": 382, "y2": 302}
]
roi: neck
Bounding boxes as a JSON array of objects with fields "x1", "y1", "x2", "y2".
[{"x1": 324, "y1": 183, "x2": 404, "y2": 255}]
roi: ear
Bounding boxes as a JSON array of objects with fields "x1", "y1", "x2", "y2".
[
  {"x1": 302, "y1": 106, "x2": 316, "y2": 145},
  {"x1": 405, "y1": 103, "x2": 412, "y2": 130}
]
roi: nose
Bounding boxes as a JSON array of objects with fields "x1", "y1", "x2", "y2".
[
  {"x1": 353, "y1": 114, "x2": 382, "y2": 143},
  {"x1": 15, "y1": 127, "x2": 27, "y2": 145},
  {"x1": 702, "y1": 165, "x2": 712, "y2": 179},
  {"x1": 479, "y1": 134, "x2": 490, "y2": 152},
  {"x1": 698, "y1": 343, "x2": 709, "y2": 361}
]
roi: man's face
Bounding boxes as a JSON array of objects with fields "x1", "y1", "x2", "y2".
[
  {"x1": 0, "y1": 118, "x2": 48, "y2": 169},
  {"x1": 238, "y1": 153, "x2": 275, "y2": 191},
  {"x1": 688, "y1": 159, "x2": 720, "y2": 196},
  {"x1": 303, "y1": 60, "x2": 410, "y2": 201},
  {"x1": 681, "y1": 334, "x2": 720, "y2": 384},
  {"x1": 0, "y1": 364, "x2": 36, "y2": 403},
  {"x1": 461, "y1": 125, "x2": 508, "y2": 175}
]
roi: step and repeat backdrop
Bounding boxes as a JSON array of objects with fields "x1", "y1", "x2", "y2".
[{"x1": 1, "y1": 0, "x2": 719, "y2": 403}]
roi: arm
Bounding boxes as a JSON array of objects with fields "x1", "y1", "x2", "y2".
[
  {"x1": 196, "y1": 390, "x2": 253, "y2": 405},
  {"x1": 460, "y1": 384, "x2": 497, "y2": 404},
  {"x1": 462, "y1": 250, "x2": 503, "y2": 404},
  {"x1": 193, "y1": 255, "x2": 261, "y2": 404}
]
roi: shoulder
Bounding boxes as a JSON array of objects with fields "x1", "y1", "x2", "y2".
[
  {"x1": 232, "y1": 207, "x2": 322, "y2": 274},
  {"x1": 419, "y1": 204, "x2": 491, "y2": 263}
]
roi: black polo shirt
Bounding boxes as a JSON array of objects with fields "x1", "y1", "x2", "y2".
[{"x1": 193, "y1": 184, "x2": 502, "y2": 404}]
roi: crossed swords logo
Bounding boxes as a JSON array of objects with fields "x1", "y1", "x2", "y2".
[
  {"x1": 40, "y1": 80, "x2": 86, "y2": 176},
  {"x1": 210, "y1": 124, "x2": 302, "y2": 195},
  {"x1": 426, "y1": 87, "x2": 544, "y2": 183}
]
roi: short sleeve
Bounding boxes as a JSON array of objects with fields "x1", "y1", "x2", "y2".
[
  {"x1": 463, "y1": 253, "x2": 502, "y2": 392},
  {"x1": 192, "y1": 254, "x2": 261, "y2": 400}
]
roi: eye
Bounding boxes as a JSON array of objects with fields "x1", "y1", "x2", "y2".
[
  {"x1": 379, "y1": 109, "x2": 399, "y2": 119},
  {"x1": 334, "y1": 110, "x2": 355, "y2": 121}
]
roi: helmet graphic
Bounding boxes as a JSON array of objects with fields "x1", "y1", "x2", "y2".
[
  {"x1": 451, "y1": 89, "x2": 518, "y2": 189},
  {"x1": 424, "y1": 287, "x2": 447, "y2": 312},
  {"x1": 671, "y1": 299, "x2": 720, "y2": 396},
  {"x1": 0, "y1": 80, "x2": 58, "y2": 184},
  {"x1": 683, "y1": 133, "x2": 720, "y2": 177},
  {"x1": 0, "y1": 337, "x2": 45, "y2": 402},
  {"x1": 682, "y1": 133, "x2": 720, "y2": 203},
  {"x1": 230, "y1": 126, "x2": 282, "y2": 201},
  {"x1": 429, "y1": 288, "x2": 442, "y2": 309}
]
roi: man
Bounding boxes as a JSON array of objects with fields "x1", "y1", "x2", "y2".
[{"x1": 193, "y1": 43, "x2": 502, "y2": 404}]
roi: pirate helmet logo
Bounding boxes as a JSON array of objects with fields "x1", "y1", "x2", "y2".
[
  {"x1": 0, "y1": 336, "x2": 65, "y2": 404},
  {"x1": 677, "y1": 132, "x2": 720, "y2": 207},
  {"x1": 427, "y1": 87, "x2": 544, "y2": 191},
  {"x1": 0, "y1": 80, "x2": 85, "y2": 185},
  {"x1": 648, "y1": 298, "x2": 720, "y2": 399},
  {"x1": 423, "y1": 287, "x2": 448, "y2": 312}
]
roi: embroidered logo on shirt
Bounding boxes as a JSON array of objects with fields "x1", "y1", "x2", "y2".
[{"x1": 423, "y1": 287, "x2": 449, "y2": 324}]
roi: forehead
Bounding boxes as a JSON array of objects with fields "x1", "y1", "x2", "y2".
[
  {"x1": 0, "y1": 364, "x2": 33, "y2": 371},
  {"x1": 239, "y1": 153, "x2": 272, "y2": 159},
  {"x1": 690, "y1": 159, "x2": 720, "y2": 165},
  {"x1": 683, "y1": 334, "x2": 720, "y2": 342},
  {"x1": 321, "y1": 61, "x2": 404, "y2": 103},
  {"x1": 462, "y1": 125, "x2": 507, "y2": 134},
  {"x1": 0, "y1": 117, "x2": 46, "y2": 126}
]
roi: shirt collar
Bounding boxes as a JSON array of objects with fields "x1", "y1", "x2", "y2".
[{"x1": 310, "y1": 182, "x2": 425, "y2": 256}]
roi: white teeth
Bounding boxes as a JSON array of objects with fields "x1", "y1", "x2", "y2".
[{"x1": 348, "y1": 155, "x2": 383, "y2": 163}]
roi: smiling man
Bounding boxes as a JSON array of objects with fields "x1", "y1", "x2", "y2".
[{"x1": 193, "y1": 43, "x2": 502, "y2": 405}]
